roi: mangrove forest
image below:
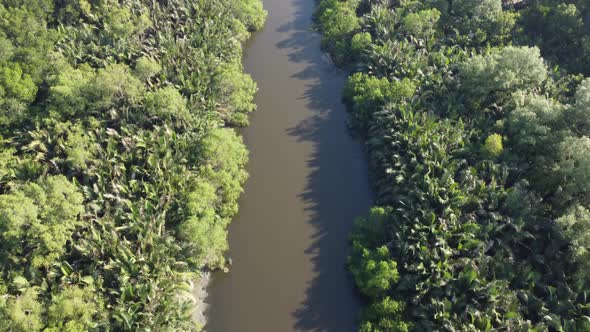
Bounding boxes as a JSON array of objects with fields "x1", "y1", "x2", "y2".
[
  {"x1": 315, "y1": 0, "x2": 590, "y2": 330},
  {"x1": 0, "y1": 0, "x2": 265, "y2": 330},
  {"x1": 3, "y1": 0, "x2": 590, "y2": 331}
]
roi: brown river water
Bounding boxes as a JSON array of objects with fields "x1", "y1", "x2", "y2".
[{"x1": 205, "y1": 0, "x2": 372, "y2": 330}]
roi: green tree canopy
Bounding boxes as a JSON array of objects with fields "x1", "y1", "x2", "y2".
[{"x1": 459, "y1": 46, "x2": 547, "y2": 105}]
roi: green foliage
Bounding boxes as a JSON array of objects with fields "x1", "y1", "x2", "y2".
[
  {"x1": 0, "y1": 63, "x2": 37, "y2": 125},
  {"x1": 359, "y1": 297, "x2": 409, "y2": 332},
  {"x1": 48, "y1": 63, "x2": 146, "y2": 117},
  {"x1": 179, "y1": 126, "x2": 248, "y2": 268},
  {"x1": 350, "y1": 244, "x2": 399, "y2": 298},
  {"x1": 555, "y1": 136, "x2": 590, "y2": 208},
  {"x1": 401, "y1": 8, "x2": 440, "y2": 41},
  {"x1": 144, "y1": 86, "x2": 189, "y2": 120},
  {"x1": 315, "y1": 0, "x2": 361, "y2": 65},
  {"x1": 0, "y1": 35, "x2": 15, "y2": 62},
  {"x1": 482, "y1": 133, "x2": 503, "y2": 158},
  {"x1": 566, "y1": 78, "x2": 590, "y2": 135},
  {"x1": 0, "y1": 288, "x2": 43, "y2": 332},
  {"x1": 459, "y1": 46, "x2": 547, "y2": 106},
  {"x1": 316, "y1": 0, "x2": 590, "y2": 329},
  {"x1": 0, "y1": 176, "x2": 83, "y2": 269},
  {"x1": 0, "y1": 64, "x2": 37, "y2": 102},
  {"x1": 47, "y1": 64, "x2": 93, "y2": 118},
  {"x1": 0, "y1": 0, "x2": 265, "y2": 329},
  {"x1": 351, "y1": 32, "x2": 372, "y2": 60},
  {"x1": 452, "y1": 0, "x2": 516, "y2": 45},
  {"x1": 233, "y1": 0, "x2": 268, "y2": 31},
  {"x1": 199, "y1": 128, "x2": 249, "y2": 218},
  {"x1": 452, "y1": 0, "x2": 502, "y2": 22},
  {"x1": 0, "y1": 191, "x2": 37, "y2": 265},
  {"x1": 26, "y1": 176, "x2": 83, "y2": 268},
  {"x1": 64, "y1": 123, "x2": 95, "y2": 170},
  {"x1": 45, "y1": 286, "x2": 105, "y2": 331},
  {"x1": 179, "y1": 215, "x2": 228, "y2": 268},
  {"x1": 362, "y1": 4, "x2": 398, "y2": 42},
  {"x1": 507, "y1": 94, "x2": 564, "y2": 157},
  {"x1": 103, "y1": 6, "x2": 151, "y2": 39},
  {"x1": 519, "y1": 0, "x2": 590, "y2": 75},
  {"x1": 134, "y1": 57, "x2": 162, "y2": 81},
  {"x1": 556, "y1": 205, "x2": 590, "y2": 289},
  {"x1": 88, "y1": 64, "x2": 144, "y2": 111},
  {"x1": 214, "y1": 60, "x2": 258, "y2": 126},
  {"x1": 505, "y1": 95, "x2": 567, "y2": 196},
  {"x1": 344, "y1": 73, "x2": 415, "y2": 129},
  {"x1": 0, "y1": 143, "x2": 18, "y2": 184}
]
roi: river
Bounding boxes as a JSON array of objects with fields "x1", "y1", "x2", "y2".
[{"x1": 205, "y1": 0, "x2": 372, "y2": 330}]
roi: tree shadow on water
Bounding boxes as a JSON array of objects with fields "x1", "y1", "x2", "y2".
[{"x1": 276, "y1": 0, "x2": 372, "y2": 331}]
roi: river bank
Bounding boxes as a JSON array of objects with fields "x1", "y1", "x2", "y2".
[{"x1": 190, "y1": 272, "x2": 211, "y2": 329}]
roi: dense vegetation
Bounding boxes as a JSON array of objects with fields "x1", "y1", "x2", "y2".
[
  {"x1": 0, "y1": 0, "x2": 265, "y2": 330},
  {"x1": 316, "y1": 0, "x2": 590, "y2": 330}
]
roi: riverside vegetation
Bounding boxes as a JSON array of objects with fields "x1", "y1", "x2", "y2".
[
  {"x1": 315, "y1": 0, "x2": 590, "y2": 330},
  {"x1": 0, "y1": 0, "x2": 265, "y2": 330}
]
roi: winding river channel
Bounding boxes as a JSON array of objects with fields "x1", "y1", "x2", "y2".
[{"x1": 205, "y1": 0, "x2": 372, "y2": 330}]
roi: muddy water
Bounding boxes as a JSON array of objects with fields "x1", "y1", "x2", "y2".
[{"x1": 205, "y1": 0, "x2": 372, "y2": 331}]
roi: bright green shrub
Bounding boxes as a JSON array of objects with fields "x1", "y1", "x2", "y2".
[
  {"x1": 21, "y1": 176, "x2": 84, "y2": 268},
  {"x1": 233, "y1": 0, "x2": 267, "y2": 31},
  {"x1": 199, "y1": 128, "x2": 249, "y2": 218},
  {"x1": 482, "y1": 133, "x2": 503, "y2": 158},
  {"x1": 316, "y1": 0, "x2": 360, "y2": 64},
  {"x1": 359, "y1": 297, "x2": 409, "y2": 332},
  {"x1": 344, "y1": 73, "x2": 415, "y2": 128},
  {"x1": 144, "y1": 86, "x2": 189, "y2": 120},
  {"x1": 88, "y1": 64, "x2": 144, "y2": 111},
  {"x1": 134, "y1": 57, "x2": 162, "y2": 81},
  {"x1": 47, "y1": 65, "x2": 93, "y2": 117},
  {"x1": 350, "y1": 244, "x2": 399, "y2": 298},
  {"x1": 45, "y1": 286, "x2": 106, "y2": 331},
  {"x1": 0, "y1": 64, "x2": 36, "y2": 102},
  {"x1": 179, "y1": 179, "x2": 227, "y2": 268},
  {"x1": 0, "y1": 288, "x2": 43, "y2": 332},
  {"x1": 64, "y1": 123, "x2": 95, "y2": 170},
  {"x1": 351, "y1": 32, "x2": 372, "y2": 60},
  {"x1": 214, "y1": 60, "x2": 258, "y2": 126}
]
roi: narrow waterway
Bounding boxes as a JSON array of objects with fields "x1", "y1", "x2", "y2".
[{"x1": 205, "y1": 0, "x2": 372, "y2": 330}]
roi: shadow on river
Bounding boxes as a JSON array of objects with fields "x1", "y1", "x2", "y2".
[{"x1": 205, "y1": 0, "x2": 372, "y2": 330}]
